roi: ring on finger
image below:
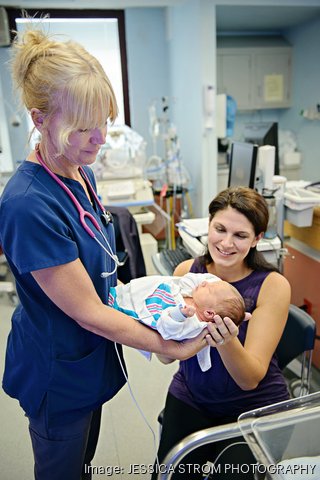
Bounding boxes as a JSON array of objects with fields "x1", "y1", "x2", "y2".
[{"x1": 216, "y1": 338, "x2": 225, "y2": 346}]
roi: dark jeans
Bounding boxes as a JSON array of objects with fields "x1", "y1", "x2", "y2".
[
  {"x1": 28, "y1": 400, "x2": 102, "y2": 480},
  {"x1": 152, "y1": 392, "x2": 257, "y2": 480}
]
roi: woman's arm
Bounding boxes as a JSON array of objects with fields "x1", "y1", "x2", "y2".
[
  {"x1": 206, "y1": 272, "x2": 291, "y2": 390},
  {"x1": 31, "y1": 259, "x2": 208, "y2": 360},
  {"x1": 173, "y1": 259, "x2": 194, "y2": 276}
]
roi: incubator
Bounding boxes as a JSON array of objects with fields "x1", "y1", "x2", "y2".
[
  {"x1": 239, "y1": 392, "x2": 320, "y2": 480},
  {"x1": 94, "y1": 125, "x2": 154, "y2": 211},
  {"x1": 94, "y1": 124, "x2": 146, "y2": 181},
  {"x1": 158, "y1": 392, "x2": 320, "y2": 480},
  {"x1": 93, "y1": 125, "x2": 159, "y2": 275}
]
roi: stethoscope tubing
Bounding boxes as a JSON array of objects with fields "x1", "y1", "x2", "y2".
[
  {"x1": 34, "y1": 144, "x2": 120, "y2": 274},
  {"x1": 35, "y1": 145, "x2": 104, "y2": 238}
]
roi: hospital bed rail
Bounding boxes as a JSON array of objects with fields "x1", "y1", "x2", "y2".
[
  {"x1": 157, "y1": 391, "x2": 320, "y2": 480},
  {"x1": 157, "y1": 421, "x2": 243, "y2": 480}
]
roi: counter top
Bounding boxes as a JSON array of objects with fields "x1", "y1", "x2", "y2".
[{"x1": 284, "y1": 205, "x2": 320, "y2": 251}]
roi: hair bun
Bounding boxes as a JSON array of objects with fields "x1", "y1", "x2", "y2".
[{"x1": 11, "y1": 28, "x2": 53, "y2": 87}]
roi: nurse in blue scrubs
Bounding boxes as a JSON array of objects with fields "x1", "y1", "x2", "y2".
[{"x1": 0, "y1": 28, "x2": 230, "y2": 480}]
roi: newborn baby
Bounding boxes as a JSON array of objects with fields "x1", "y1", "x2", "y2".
[{"x1": 108, "y1": 273, "x2": 245, "y2": 371}]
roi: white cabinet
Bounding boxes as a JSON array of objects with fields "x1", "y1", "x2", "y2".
[
  {"x1": 217, "y1": 36, "x2": 292, "y2": 110},
  {"x1": 217, "y1": 51, "x2": 253, "y2": 110}
]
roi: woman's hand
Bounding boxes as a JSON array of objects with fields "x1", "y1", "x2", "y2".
[{"x1": 205, "y1": 315, "x2": 239, "y2": 347}]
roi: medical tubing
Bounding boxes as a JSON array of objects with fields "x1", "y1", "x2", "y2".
[
  {"x1": 202, "y1": 441, "x2": 248, "y2": 479},
  {"x1": 97, "y1": 230, "x2": 120, "y2": 277},
  {"x1": 113, "y1": 342, "x2": 161, "y2": 471},
  {"x1": 98, "y1": 228, "x2": 120, "y2": 260}
]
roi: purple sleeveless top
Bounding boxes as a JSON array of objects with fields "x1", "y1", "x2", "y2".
[{"x1": 169, "y1": 258, "x2": 289, "y2": 418}]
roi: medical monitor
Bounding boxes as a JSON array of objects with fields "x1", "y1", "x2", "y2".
[
  {"x1": 228, "y1": 141, "x2": 258, "y2": 189},
  {"x1": 244, "y1": 122, "x2": 279, "y2": 175}
]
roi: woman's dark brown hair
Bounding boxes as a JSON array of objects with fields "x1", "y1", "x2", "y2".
[{"x1": 201, "y1": 187, "x2": 278, "y2": 272}]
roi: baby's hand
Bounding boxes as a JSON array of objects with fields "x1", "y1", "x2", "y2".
[{"x1": 180, "y1": 304, "x2": 196, "y2": 317}]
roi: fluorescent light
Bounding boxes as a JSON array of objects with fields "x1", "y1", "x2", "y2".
[{"x1": 16, "y1": 18, "x2": 117, "y2": 24}]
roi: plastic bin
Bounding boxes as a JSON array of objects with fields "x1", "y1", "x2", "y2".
[{"x1": 284, "y1": 188, "x2": 320, "y2": 227}]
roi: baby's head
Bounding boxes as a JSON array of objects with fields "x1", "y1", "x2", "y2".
[{"x1": 191, "y1": 280, "x2": 245, "y2": 325}]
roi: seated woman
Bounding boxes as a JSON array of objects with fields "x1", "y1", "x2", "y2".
[{"x1": 152, "y1": 186, "x2": 291, "y2": 480}]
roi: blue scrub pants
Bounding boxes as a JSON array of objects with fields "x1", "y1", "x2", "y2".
[{"x1": 28, "y1": 400, "x2": 102, "y2": 480}]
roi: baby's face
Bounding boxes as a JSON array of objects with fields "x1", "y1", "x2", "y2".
[{"x1": 192, "y1": 281, "x2": 233, "y2": 316}]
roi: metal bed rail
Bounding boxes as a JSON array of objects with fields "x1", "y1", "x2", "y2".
[
  {"x1": 157, "y1": 392, "x2": 320, "y2": 480},
  {"x1": 157, "y1": 421, "x2": 246, "y2": 480}
]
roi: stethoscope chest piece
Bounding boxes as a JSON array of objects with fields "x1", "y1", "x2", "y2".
[{"x1": 101, "y1": 210, "x2": 113, "y2": 227}]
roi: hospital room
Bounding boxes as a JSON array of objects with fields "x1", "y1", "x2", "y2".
[{"x1": 1, "y1": 0, "x2": 320, "y2": 479}]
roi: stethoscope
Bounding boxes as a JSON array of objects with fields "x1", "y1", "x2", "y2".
[{"x1": 35, "y1": 144, "x2": 121, "y2": 278}]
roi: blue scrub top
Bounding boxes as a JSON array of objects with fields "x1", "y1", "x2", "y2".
[{"x1": 0, "y1": 161, "x2": 126, "y2": 426}]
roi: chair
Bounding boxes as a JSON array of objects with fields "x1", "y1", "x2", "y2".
[
  {"x1": 156, "y1": 304, "x2": 317, "y2": 478},
  {"x1": 275, "y1": 304, "x2": 316, "y2": 397}
]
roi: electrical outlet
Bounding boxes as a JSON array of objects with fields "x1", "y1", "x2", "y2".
[{"x1": 303, "y1": 298, "x2": 312, "y2": 315}]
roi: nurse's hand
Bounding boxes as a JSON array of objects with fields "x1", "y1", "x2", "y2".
[
  {"x1": 159, "y1": 328, "x2": 209, "y2": 363},
  {"x1": 205, "y1": 315, "x2": 239, "y2": 348}
]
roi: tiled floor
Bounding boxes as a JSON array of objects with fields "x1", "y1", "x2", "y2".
[{"x1": 0, "y1": 295, "x2": 177, "y2": 480}]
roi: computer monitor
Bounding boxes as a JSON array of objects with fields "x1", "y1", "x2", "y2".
[
  {"x1": 228, "y1": 141, "x2": 258, "y2": 189},
  {"x1": 243, "y1": 122, "x2": 279, "y2": 175}
]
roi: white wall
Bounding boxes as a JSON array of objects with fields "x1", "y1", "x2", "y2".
[
  {"x1": 125, "y1": 7, "x2": 170, "y2": 160},
  {"x1": 168, "y1": 0, "x2": 217, "y2": 216},
  {"x1": 280, "y1": 15, "x2": 320, "y2": 180},
  {"x1": 126, "y1": 2, "x2": 218, "y2": 216}
]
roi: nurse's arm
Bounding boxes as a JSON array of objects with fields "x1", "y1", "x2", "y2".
[{"x1": 31, "y1": 258, "x2": 207, "y2": 360}]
